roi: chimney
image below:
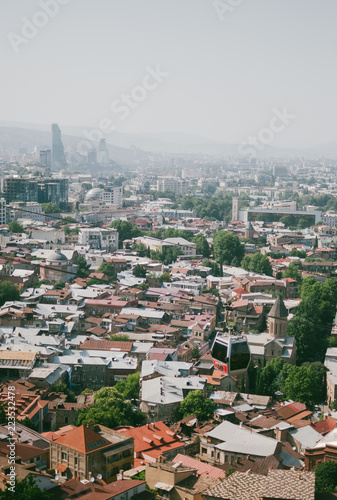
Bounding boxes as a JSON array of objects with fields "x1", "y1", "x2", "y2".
[
  {"x1": 117, "y1": 470, "x2": 124, "y2": 481},
  {"x1": 88, "y1": 472, "x2": 92, "y2": 481}
]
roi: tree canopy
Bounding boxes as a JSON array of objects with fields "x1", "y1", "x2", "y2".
[
  {"x1": 114, "y1": 372, "x2": 141, "y2": 400},
  {"x1": 192, "y1": 234, "x2": 210, "y2": 258},
  {"x1": 98, "y1": 262, "x2": 117, "y2": 281},
  {"x1": 241, "y1": 253, "x2": 273, "y2": 276},
  {"x1": 8, "y1": 221, "x2": 24, "y2": 233},
  {"x1": 178, "y1": 390, "x2": 216, "y2": 421},
  {"x1": 282, "y1": 365, "x2": 321, "y2": 409},
  {"x1": 288, "y1": 278, "x2": 337, "y2": 364},
  {"x1": 213, "y1": 231, "x2": 244, "y2": 266},
  {"x1": 76, "y1": 255, "x2": 91, "y2": 278},
  {"x1": 0, "y1": 474, "x2": 52, "y2": 499},
  {"x1": 109, "y1": 220, "x2": 143, "y2": 247},
  {"x1": 315, "y1": 460, "x2": 337, "y2": 493},
  {"x1": 77, "y1": 386, "x2": 145, "y2": 428},
  {"x1": 0, "y1": 282, "x2": 20, "y2": 307},
  {"x1": 133, "y1": 264, "x2": 147, "y2": 278},
  {"x1": 42, "y1": 203, "x2": 61, "y2": 214}
]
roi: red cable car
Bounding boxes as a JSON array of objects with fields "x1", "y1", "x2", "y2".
[{"x1": 211, "y1": 334, "x2": 251, "y2": 376}]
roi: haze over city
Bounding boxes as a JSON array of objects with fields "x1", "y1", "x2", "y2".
[{"x1": 1, "y1": 0, "x2": 337, "y2": 149}]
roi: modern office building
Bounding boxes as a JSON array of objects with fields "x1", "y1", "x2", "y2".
[
  {"x1": 1, "y1": 177, "x2": 69, "y2": 210},
  {"x1": 39, "y1": 149, "x2": 52, "y2": 168},
  {"x1": 38, "y1": 178, "x2": 69, "y2": 210}
]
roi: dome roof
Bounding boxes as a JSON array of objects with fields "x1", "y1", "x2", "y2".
[
  {"x1": 86, "y1": 188, "x2": 103, "y2": 201},
  {"x1": 47, "y1": 250, "x2": 68, "y2": 262}
]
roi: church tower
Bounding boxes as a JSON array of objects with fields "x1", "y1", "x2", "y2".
[
  {"x1": 232, "y1": 197, "x2": 241, "y2": 221},
  {"x1": 268, "y1": 296, "x2": 288, "y2": 338}
]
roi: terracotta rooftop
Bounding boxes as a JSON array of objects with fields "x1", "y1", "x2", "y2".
[
  {"x1": 51, "y1": 425, "x2": 112, "y2": 454},
  {"x1": 79, "y1": 339, "x2": 133, "y2": 352},
  {"x1": 172, "y1": 454, "x2": 226, "y2": 479}
]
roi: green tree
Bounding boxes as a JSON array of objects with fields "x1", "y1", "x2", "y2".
[
  {"x1": 0, "y1": 474, "x2": 52, "y2": 499},
  {"x1": 315, "y1": 460, "x2": 337, "y2": 493},
  {"x1": 160, "y1": 272, "x2": 171, "y2": 283},
  {"x1": 290, "y1": 249, "x2": 306, "y2": 258},
  {"x1": 8, "y1": 221, "x2": 24, "y2": 233},
  {"x1": 77, "y1": 387, "x2": 145, "y2": 427},
  {"x1": 191, "y1": 347, "x2": 200, "y2": 359},
  {"x1": 178, "y1": 390, "x2": 216, "y2": 421},
  {"x1": 76, "y1": 255, "x2": 90, "y2": 278},
  {"x1": 54, "y1": 281, "x2": 65, "y2": 288},
  {"x1": 213, "y1": 231, "x2": 244, "y2": 266},
  {"x1": 0, "y1": 282, "x2": 20, "y2": 307},
  {"x1": 86, "y1": 278, "x2": 105, "y2": 286},
  {"x1": 302, "y1": 361, "x2": 327, "y2": 402},
  {"x1": 160, "y1": 246, "x2": 181, "y2": 265},
  {"x1": 114, "y1": 372, "x2": 141, "y2": 400},
  {"x1": 98, "y1": 262, "x2": 117, "y2": 281},
  {"x1": 42, "y1": 203, "x2": 61, "y2": 213},
  {"x1": 283, "y1": 365, "x2": 321, "y2": 408},
  {"x1": 202, "y1": 260, "x2": 221, "y2": 276},
  {"x1": 241, "y1": 253, "x2": 273, "y2": 276},
  {"x1": 109, "y1": 220, "x2": 143, "y2": 247},
  {"x1": 192, "y1": 234, "x2": 210, "y2": 258},
  {"x1": 133, "y1": 264, "x2": 147, "y2": 278},
  {"x1": 283, "y1": 261, "x2": 303, "y2": 283}
]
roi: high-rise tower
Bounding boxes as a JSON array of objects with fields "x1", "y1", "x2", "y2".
[{"x1": 51, "y1": 123, "x2": 67, "y2": 169}]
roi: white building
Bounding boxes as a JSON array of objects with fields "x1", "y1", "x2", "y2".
[
  {"x1": 163, "y1": 237, "x2": 196, "y2": 256},
  {"x1": 78, "y1": 228, "x2": 119, "y2": 252},
  {"x1": 157, "y1": 177, "x2": 189, "y2": 196},
  {"x1": 8, "y1": 202, "x2": 44, "y2": 222},
  {"x1": 85, "y1": 187, "x2": 123, "y2": 209}
]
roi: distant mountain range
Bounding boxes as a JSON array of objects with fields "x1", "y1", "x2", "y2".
[{"x1": 0, "y1": 121, "x2": 336, "y2": 160}]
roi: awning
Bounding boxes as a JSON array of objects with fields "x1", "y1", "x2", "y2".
[
  {"x1": 154, "y1": 482, "x2": 174, "y2": 491},
  {"x1": 56, "y1": 463, "x2": 68, "y2": 472}
]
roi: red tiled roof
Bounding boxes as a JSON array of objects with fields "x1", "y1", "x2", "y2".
[
  {"x1": 79, "y1": 339, "x2": 133, "y2": 351},
  {"x1": 311, "y1": 417, "x2": 337, "y2": 435},
  {"x1": 0, "y1": 442, "x2": 45, "y2": 461},
  {"x1": 172, "y1": 453, "x2": 226, "y2": 479},
  {"x1": 52, "y1": 425, "x2": 111, "y2": 454},
  {"x1": 118, "y1": 421, "x2": 184, "y2": 461}
]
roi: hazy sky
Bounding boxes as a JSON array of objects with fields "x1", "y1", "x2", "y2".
[{"x1": 1, "y1": 0, "x2": 337, "y2": 146}]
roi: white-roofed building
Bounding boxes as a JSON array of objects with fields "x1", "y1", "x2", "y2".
[
  {"x1": 200, "y1": 421, "x2": 281, "y2": 464},
  {"x1": 141, "y1": 375, "x2": 207, "y2": 422}
]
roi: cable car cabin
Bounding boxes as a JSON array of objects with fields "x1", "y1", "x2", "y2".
[{"x1": 211, "y1": 335, "x2": 251, "y2": 376}]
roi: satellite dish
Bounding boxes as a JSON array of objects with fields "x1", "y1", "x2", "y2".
[
  {"x1": 97, "y1": 474, "x2": 102, "y2": 480},
  {"x1": 90, "y1": 477, "x2": 95, "y2": 482}
]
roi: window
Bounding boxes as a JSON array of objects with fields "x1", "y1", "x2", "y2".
[
  {"x1": 61, "y1": 452, "x2": 67, "y2": 460},
  {"x1": 201, "y1": 447, "x2": 207, "y2": 455},
  {"x1": 225, "y1": 455, "x2": 228, "y2": 463},
  {"x1": 75, "y1": 457, "x2": 78, "y2": 465}
]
